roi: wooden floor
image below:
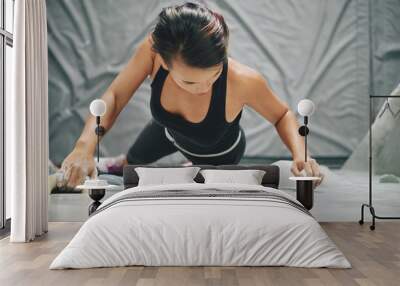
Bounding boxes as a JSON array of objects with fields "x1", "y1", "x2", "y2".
[{"x1": 0, "y1": 222, "x2": 399, "y2": 286}]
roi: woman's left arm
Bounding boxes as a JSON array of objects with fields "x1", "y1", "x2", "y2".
[{"x1": 242, "y1": 71, "x2": 324, "y2": 186}]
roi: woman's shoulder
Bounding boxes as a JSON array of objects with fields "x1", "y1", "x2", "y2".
[
  {"x1": 227, "y1": 57, "x2": 266, "y2": 98},
  {"x1": 228, "y1": 57, "x2": 264, "y2": 81}
]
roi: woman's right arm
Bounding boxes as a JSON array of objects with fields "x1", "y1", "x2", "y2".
[{"x1": 61, "y1": 34, "x2": 156, "y2": 187}]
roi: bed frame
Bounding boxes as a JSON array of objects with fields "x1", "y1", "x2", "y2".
[
  {"x1": 88, "y1": 164, "x2": 314, "y2": 215},
  {"x1": 123, "y1": 164, "x2": 280, "y2": 189}
]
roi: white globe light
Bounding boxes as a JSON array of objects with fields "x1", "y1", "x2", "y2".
[
  {"x1": 90, "y1": 99, "x2": 106, "y2": 117},
  {"x1": 297, "y1": 99, "x2": 315, "y2": 116}
]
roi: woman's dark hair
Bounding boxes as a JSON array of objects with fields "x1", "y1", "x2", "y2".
[{"x1": 151, "y1": 2, "x2": 229, "y2": 69}]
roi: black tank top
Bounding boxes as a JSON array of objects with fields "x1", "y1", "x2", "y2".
[{"x1": 150, "y1": 59, "x2": 243, "y2": 153}]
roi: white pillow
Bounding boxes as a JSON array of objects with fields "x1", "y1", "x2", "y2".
[
  {"x1": 200, "y1": 169, "x2": 266, "y2": 185},
  {"x1": 135, "y1": 167, "x2": 201, "y2": 186}
]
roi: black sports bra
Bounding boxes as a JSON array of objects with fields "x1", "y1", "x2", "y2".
[{"x1": 150, "y1": 58, "x2": 242, "y2": 152}]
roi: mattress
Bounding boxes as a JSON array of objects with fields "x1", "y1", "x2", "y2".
[{"x1": 49, "y1": 183, "x2": 351, "y2": 269}]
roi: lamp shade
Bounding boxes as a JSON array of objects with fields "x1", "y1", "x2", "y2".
[
  {"x1": 90, "y1": 99, "x2": 106, "y2": 117},
  {"x1": 297, "y1": 99, "x2": 315, "y2": 117}
]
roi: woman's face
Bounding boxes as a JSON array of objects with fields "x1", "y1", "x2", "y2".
[{"x1": 161, "y1": 57, "x2": 223, "y2": 95}]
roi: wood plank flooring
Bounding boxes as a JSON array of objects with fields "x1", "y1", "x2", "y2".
[{"x1": 0, "y1": 222, "x2": 399, "y2": 286}]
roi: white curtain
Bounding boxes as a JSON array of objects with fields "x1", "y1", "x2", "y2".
[{"x1": 7, "y1": 0, "x2": 49, "y2": 242}]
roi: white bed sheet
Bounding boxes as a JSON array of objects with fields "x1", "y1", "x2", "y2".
[{"x1": 50, "y1": 183, "x2": 350, "y2": 269}]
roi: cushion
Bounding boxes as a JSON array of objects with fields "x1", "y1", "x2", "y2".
[
  {"x1": 200, "y1": 169, "x2": 266, "y2": 185},
  {"x1": 134, "y1": 166, "x2": 201, "y2": 186}
]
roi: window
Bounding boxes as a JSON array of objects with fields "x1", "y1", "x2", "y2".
[{"x1": 0, "y1": 0, "x2": 14, "y2": 234}]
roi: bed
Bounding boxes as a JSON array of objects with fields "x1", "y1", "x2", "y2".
[{"x1": 49, "y1": 164, "x2": 351, "y2": 269}]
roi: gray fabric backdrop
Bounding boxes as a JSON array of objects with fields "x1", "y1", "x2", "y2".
[{"x1": 46, "y1": 0, "x2": 400, "y2": 165}]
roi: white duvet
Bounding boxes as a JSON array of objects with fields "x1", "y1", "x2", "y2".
[{"x1": 50, "y1": 183, "x2": 351, "y2": 269}]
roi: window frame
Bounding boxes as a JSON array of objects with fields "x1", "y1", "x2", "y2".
[{"x1": 0, "y1": 0, "x2": 14, "y2": 235}]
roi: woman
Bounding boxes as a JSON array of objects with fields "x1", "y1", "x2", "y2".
[{"x1": 61, "y1": 2, "x2": 323, "y2": 188}]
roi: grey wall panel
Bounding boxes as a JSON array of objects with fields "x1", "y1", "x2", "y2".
[
  {"x1": 370, "y1": 0, "x2": 400, "y2": 95},
  {"x1": 46, "y1": 0, "x2": 391, "y2": 165}
]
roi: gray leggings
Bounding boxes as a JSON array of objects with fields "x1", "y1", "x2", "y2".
[{"x1": 126, "y1": 119, "x2": 246, "y2": 165}]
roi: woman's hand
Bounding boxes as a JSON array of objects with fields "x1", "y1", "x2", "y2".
[
  {"x1": 290, "y1": 157, "x2": 324, "y2": 187},
  {"x1": 60, "y1": 147, "x2": 97, "y2": 188}
]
